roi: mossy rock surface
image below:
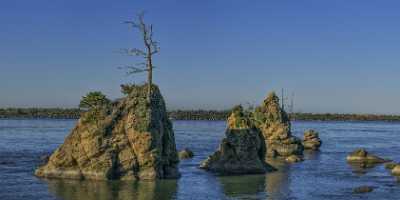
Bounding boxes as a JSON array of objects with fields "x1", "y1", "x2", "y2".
[{"x1": 35, "y1": 84, "x2": 180, "y2": 181}]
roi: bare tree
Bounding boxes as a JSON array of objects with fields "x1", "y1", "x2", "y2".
[{"x1": 122, "y1": 12, "x2": 159, "y2": 103}]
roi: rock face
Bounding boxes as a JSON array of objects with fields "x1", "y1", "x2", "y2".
[
  {"x1": 35, "y1": 84, "x2": 180, "y2": 180},
  {"x1": 200, "y1": 105, "x2": 271, "y2": 175},
  {"x1": 346, "y1": 149, "x2": 388, "y2": 164},
  {"x1": 253, "y1": 92, "x2": 303, "y2": 159},
  {"x1": 302, "y1": 130, "x2": 322, "y2": 150},
  {"x1": 178, "y1": 148, "x2": 194, "y2": 160}
]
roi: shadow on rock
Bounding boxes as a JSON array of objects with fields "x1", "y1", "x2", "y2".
[{"x1": 44, "y1": 179, "x2": 178, "y2": 200}]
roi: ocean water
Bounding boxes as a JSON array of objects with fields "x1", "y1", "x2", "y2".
[{"x1": 1, "y1": 119, "x2": 400, "y2": 200}]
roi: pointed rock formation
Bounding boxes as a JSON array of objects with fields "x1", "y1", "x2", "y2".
[
  {"x1": 302, "y1": 130, "x2": 322, "y2": 150},
  {"x1": 253, "y1": 92, "x2": 303, "y2": 159},
  {"x1": 35, "y1": 84, "x2": 180, "y2": 180},
  {"x1": 200, "y1": 105, "x2": 272, "y2": 175}
]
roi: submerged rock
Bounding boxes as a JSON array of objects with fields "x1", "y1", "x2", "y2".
[
  {"x1": 302, "y1": 130, "x2": 322, "y2": 150},
  {"x1": 178, "y1": 148, "x2": 194, "y2": 160},
  {"x1": 253, "y1": 92, "x2": 303, "y2": 160},
  {"x1": 200, "y1": 105, "x2": 273, "y2": 175},
  {"x1": 353, "y1": 186, "x2": 374, "y2": 194},
  {"x1": 35, "y1": 84, "x2": 180, "y2": 181},
  {"x1": 346, "y1": 149, "x2": 389, "y2": 164}
]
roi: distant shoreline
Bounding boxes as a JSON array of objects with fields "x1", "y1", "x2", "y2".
[{"x1": 1, "y1": 108, "x2": 400, "y2": 122}]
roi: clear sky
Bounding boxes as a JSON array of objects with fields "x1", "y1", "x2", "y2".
[{"x1": 1, "y1": 0, "x2": 400, "y2": 114}]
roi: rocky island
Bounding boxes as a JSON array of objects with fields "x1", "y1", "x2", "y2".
[
  {"x1": 201, "y1": 92, "x2": 310, "y2": 175},
  {"x1": 200, "y1": 105, "x2": 273, "y2": 175},
  {"x1": 35, "y1": 84, "x2": 180, "y2": 181}
]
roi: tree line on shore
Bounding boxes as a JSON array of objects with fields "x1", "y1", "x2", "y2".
[{"x1": 1, "y1": 108, "x2": 400, "y2": 122}]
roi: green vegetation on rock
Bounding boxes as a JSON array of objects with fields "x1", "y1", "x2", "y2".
[
  {"x1": 79, "y1": 91, "x2": 111, "y2": 110},
  {"x1": 35, "y1": 84, "x2": 180, "y2": 181}
]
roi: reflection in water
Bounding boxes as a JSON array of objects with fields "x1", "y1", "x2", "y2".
[
  {"x1": 265, "y1": 159, "x2": 291, "y2": 200},
  {"x1": 218, "y1": 175, "x2": 266, "y2": 199},
  {"x1": 217, "y1": 159, "x2": 294, "y2": 200},
  {"x1": 303, "y1": 150, "x2": 321, "y2": 160},
  {"x1": 347, "y1": 162, "x2": 378, "y2": 176},
  {"x1": 45, "y1": 179, "x2": 178, "y2": 200}
]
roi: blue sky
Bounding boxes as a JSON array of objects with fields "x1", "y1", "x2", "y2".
[{"x1": 1, "y1": 0, "x2": 400, "y2": 114}]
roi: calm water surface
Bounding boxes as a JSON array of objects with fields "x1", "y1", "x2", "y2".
[{"x1": 1, "y1": 119, "x2": 400, "y2": 200}]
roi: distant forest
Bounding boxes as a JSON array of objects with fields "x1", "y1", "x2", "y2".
[{"x1": 1, "y1": 108, "x2": 400, "y2": 122}]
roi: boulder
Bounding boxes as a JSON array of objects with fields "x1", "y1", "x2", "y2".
[
  {"x1": 35, "y1": 84, "x2": 180, "y2": 181},
  {"x1": 253, "y1": 92, "x2": 303, "y2": 159},
  {"x1": 346, "y1": 149, "x2": 389, "y2": 164},
  {"x1": 200, "y1": 105, "x2": 273, "y2": 175},
  {"x1": 391, "y1": 165, "x2": 400, "y2": 176},
  {"x1": 178, "y1": 148, "x2": 194, "y2": 160},
  {"x1": 302, "y1": 130, "x2": 322, "y2": 150},
  {"x1": 353, "y1": 186, "x2": 374, "y2": 194}
]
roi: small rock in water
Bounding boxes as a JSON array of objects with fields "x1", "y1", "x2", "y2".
[
  {"x1": 302, "y1": 129, "x2": 322, "y2": 150},
  {"x1": 353, "y1": 186, "x2": 374, "y2": 194},
  {"x1": 285, "y1": 155, "x2": 303, "y2": 163},
  {"x1": 179, "y1": 148, "x2": 194, "y2": 160},
  {"x1": 346, "y1": 148, "x2": 389, "y2": 164}
]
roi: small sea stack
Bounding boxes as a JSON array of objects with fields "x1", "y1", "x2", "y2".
[
  {"x1": 302, "y1": 130, "x2": 322, "y2": 150},
  {"x1": 346, "y1": 148, "x2": 389, "y2": 165},
  {"x1": 200, "y1": 105, "x2": 273, "y2": 175},
  {"x1": 253, "y1": 92, "x2": 304, "y2": 160},
  {"x1": 35, "y1": 84, "x2": 180, "y2": 181}
]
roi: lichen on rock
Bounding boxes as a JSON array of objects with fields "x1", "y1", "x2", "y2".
[
  {"x1": 200, "y1": 105, "x2": 273, "y2": 175},
  {"x1": 253, "y1": 92, "x2": 303, "y2": 160},
  {"x1": 35, "y1": 84, "x2": 180, "y2": 181}
]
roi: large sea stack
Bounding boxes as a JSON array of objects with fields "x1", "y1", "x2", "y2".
[
  {"x1": 35, "y1": 84, "x2": 180, "y2": 180},
  {"x1": 200, "y1": 105, "x2": 272, "y2": 175},
  {"x1": 253, "y1": 92, "x2": 303, "y2": 159}
]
